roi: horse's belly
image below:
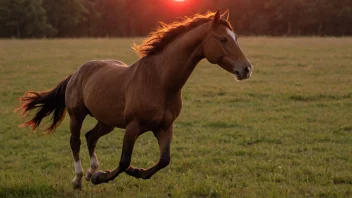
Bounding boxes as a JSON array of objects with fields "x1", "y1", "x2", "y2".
[
  {"x1": 84, "y1": 86, "x2": 126, "y2": 128},
  {"x1": 88, "y1": 104, "x2": 126, "y2": 128},
  {"x1": 135, "y1": 106, "x2": 180, "y2": 132}
]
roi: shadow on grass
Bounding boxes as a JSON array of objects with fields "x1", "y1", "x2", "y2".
[
  {"x1": 289, "y1": 93, "x2": 352, "y2": 102},
  {"x1": 0, "y1": 184, "x2": 70, "y2": 198},
  {"x1": 205, "y1": 121, "x2": 242, "y2": 129}
]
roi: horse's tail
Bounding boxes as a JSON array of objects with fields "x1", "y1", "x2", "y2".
[{"x1": 17, "y1": 74, "x2": 72, "y2": 133}]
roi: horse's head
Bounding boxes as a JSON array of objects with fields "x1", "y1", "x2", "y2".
[{"x1": 202, "y1": 10, "x2": 252, "y2": 80}]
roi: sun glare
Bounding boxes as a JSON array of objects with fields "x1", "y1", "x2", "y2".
[{"x1": 169, "y1": 0, "x2": 189, "y2": 12}]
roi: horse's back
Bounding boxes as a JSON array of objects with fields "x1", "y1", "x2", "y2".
[
  {"x1": 78, "y1": 59, "x2": 128, "y2": 76},
  {"x1": 67, "y1": 59, "x2": 129, "y2": 93}
]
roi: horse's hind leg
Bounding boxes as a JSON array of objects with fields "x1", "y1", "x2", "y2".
[
  {"x1": 90, "y1": 119, "x2": 141, "y2": 184},
  {"x1": 85, "y1": 122, "x2": 114, "y2": 181},
  {"x1": 125, "y1": 125, "x2": 173, "y2": 179},
  {"x1": 68, "y1": 110, "x2": 87, "y2": 189}
]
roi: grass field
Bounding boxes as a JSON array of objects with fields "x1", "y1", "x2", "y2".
[{"x1": 0, "y1": 37, "x2": 351, "y2": 197}]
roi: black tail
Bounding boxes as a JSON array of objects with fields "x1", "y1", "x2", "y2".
[{"x1": 17, "y1": 75, "x2": 72, "y2": 133}]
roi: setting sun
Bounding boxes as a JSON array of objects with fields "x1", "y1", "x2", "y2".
[{"x1": 174, "y1": 0, "x2": 185, "y2": 2}]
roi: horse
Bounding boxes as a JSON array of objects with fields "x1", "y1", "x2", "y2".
[{"x1": 17, "y1": 10, "x2": 252, "y2": 189}]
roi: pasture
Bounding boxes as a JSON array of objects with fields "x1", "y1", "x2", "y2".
[{"x1": 0, "y1": 37, "x2": 351, "y2": 197}]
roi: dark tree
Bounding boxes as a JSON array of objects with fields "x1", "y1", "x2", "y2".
[
  {"x1": 42, "y1": 0, "x2": 87, "y2": 37},
  {"x1": 0, "y1": 0, "x2": 55, "y2": 38},
  {"x1": 0, "y1": 0, "x2": 351, "y2": 38}
]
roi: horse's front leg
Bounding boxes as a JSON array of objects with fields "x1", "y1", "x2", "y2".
[
  {"x1": 125, "y1": 124, "x2": 172, "y2": 179},
  {"x1": 90, "y1": 120, "x2": 140, "y2": 185}
]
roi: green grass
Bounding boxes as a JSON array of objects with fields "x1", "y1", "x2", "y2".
[{"x1": 0, "y1": 37, "x2": 352, "y2": 197}]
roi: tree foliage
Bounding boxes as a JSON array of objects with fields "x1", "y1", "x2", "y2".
[
  {"x1": 0, "y1": 0, "x2": 55, "y2": 38},
  {"x1": 42, "y1": 0, "x2": 87, "y2": 37},
  {"x1": 0, "y1": 0, "x2": 351, "y2": 38}
]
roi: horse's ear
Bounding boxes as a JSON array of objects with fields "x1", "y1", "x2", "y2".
[
  {"x1": 212, "y1": 10, "x2": 221, "y2": 28},
  {"x1": 221, "y1": 9, "x2": 230, "y2": 21}
]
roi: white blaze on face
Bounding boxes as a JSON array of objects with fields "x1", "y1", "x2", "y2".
[{"x1": 226, "y1": 28, "x2": 237, "y2": 43}]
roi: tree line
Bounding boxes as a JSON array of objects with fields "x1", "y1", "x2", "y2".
[{"x1": 0, "y1": 0, "x2": 351, "y2": 38}]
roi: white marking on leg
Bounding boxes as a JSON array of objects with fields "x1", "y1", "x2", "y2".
[
  {"x1": 75, "y1": 160, "x2": 83, "y2": 175},
  {"x1": 85, "y1": 154, "x2": 99, "y2": 181},
  {"x1": 89, "y1": 154, "x2": 99, "y2": 174},
  {"x1": 72, "y1": 160, "x2": 83, "y2": 188}
]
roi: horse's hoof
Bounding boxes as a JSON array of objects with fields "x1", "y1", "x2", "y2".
[
  {"x1": 126, "y1": 167, "x2": 147, "y2": 179},
  {"x1": 72, "y1": 180, "x2": 82, "y2": 189},
  {"x1": 142, "y1": 174, "x2": 152, "y2": 180},
  {"x1": 85, "y1": 172, "x2": 93, "y2": 181},
  {"x1": 91, "y1": 171, "x2": 106, "y2": 185}
]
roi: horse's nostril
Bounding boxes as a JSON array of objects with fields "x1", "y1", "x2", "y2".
[{"x1": 245, "y1": 66, "x2": 251, "y2": 73}]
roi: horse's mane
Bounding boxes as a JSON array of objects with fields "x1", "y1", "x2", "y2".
[{"x1": 133, "y1": 11, "x2": 233, "y2": 58}]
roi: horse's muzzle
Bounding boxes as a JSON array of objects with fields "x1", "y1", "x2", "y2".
[
  {"x1": 234, "y1": 65, "x2": 252, "y2": 80},
  {"x1": 218, "y1": 56, "x2": 252, "y2": 80}
]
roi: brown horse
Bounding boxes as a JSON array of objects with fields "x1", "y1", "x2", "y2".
[{"x1": 17, "y1": 10, "x2": 252, "y2": 189}]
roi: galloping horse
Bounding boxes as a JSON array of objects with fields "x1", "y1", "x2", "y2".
[{"x1": 17, "y1": 10, "x2": 252, "y2": 189}]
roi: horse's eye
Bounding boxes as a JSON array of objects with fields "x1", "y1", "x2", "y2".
[{"x1": 220, "y1": 37, "x2": 228, "y2": 43}]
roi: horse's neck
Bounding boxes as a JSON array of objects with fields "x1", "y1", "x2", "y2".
[{"x1": 156, "y1": 22, "x2": 211, "y2": 92}]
